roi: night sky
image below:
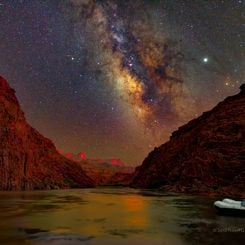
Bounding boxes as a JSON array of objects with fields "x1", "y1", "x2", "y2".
[{"x1": 0, "y1": 0, "x2": 244, "y2": 165}]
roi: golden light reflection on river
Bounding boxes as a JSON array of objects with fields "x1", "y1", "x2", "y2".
[
  {"x1": 23, "y1": 189, "x2": 150, "y2": 238},
  {"x1": 121, "y1": 195, "x2": 147, "y2": 227},
  {"x1": 0, "y1": 188, "x2": 244, "y2": 245}
]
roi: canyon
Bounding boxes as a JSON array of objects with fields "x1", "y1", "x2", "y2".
[
  {"x1": 0, "y1": 76, "x2": 94, "y2": 190},
  {"x1": 131, "y1": 84, "x2": 245, "y2": 197}
]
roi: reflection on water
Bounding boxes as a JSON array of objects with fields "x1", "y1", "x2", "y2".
[
  {"x1": 0, "y1": 188, "x2": 244, "y2": 245},
  {"x1": 121, "y1": 195, "x2": 147, "y2": 227}
]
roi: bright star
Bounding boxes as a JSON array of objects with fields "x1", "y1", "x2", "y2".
[{"x1": 203, "y1": 57, "x2": 208, "y2": 63}]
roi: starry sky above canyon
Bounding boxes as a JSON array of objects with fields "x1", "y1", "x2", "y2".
[{"x1": 0, "y1": 0, "x2": 244, "y2": 165}]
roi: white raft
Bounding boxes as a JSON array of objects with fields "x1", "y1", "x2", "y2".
[{"x1": 214, "y1": 198, "x2": 245, "y2": 217}]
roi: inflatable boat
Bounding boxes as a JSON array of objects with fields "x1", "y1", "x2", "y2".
[{"x1": 214, "y1": 198, "x2": 245, "y2": 217}]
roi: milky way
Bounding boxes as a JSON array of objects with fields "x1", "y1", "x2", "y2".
[
  {"x1": 67, "y1": 0, "x2": 196, "y2": 132},
  {"x1": 0, "y1": 0, "x2": 243, "y2": 165}
]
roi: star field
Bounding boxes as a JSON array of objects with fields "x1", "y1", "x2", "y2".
[{"x1": 0, "y1": 0, "x2": 244, "y2": 165}]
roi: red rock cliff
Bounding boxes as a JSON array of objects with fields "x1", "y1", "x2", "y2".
[
  {"x1": 0, "y1": 76, "x2": 95, "y2": 190},
  {"x1": 131, "y1": 85, "x2": 245, "y2": 196}
]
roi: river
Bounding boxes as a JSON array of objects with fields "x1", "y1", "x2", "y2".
[{"x1": 0, "y1": 188, "x2": 244, "y2": 245}]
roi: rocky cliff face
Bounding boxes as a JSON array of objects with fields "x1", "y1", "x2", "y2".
[
  {"x1": 131, "y1": 85, "x2": 245, "y2": 196},
  {"x1": 0, "y1": 76, "x2": 94, "y2": 190},
  {"x1": 78, "y1": 160, "x2": 134, "y2": 186},
  {"x1": 63, "y1": 152, "x2": 135, "y2": 186},
  {"x1": 106, "y1": 172, "x2": 134, "y2": 186}
]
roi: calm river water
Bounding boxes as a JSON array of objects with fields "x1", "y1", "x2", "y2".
[{"x1": 0, "y1": 188, "x2": 244, "y2": 245}]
